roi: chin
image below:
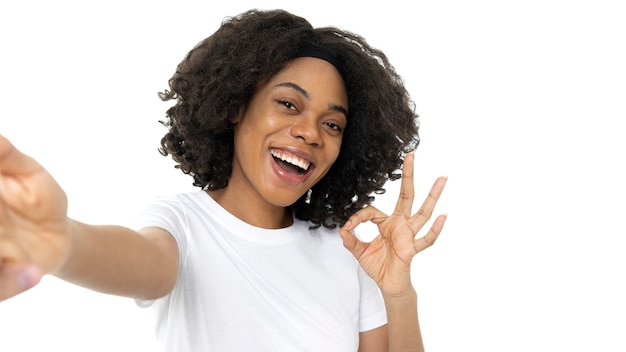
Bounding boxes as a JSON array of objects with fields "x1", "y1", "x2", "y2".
[{"x1": 264, "y1": 191, "x2": 306, "y2": 208}]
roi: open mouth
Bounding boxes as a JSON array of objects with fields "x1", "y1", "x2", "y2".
[{"x1": 270, "y1": 149, "x2": 312, "y2": 176}]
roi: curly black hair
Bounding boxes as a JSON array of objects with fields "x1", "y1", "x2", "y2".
[{"x1": 159, "y1": 9, "x2": 419, "y2": 228}]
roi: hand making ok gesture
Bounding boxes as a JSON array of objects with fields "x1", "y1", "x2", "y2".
[{"x1": 339, "y1": 153, "x2": 447, "y2": 297}]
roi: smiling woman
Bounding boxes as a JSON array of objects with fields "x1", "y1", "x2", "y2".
[
  {"x1": 213, "y1": 57, "x2": 349, "y2": 220},
  {"x1": 157, "y1": 10, "x2": 420, "y2": 230},
  {"x1": 3, "y1": 1, "x2": 626, "y2": 351},
  {"x1": 0, "y1": 7, "x2": 447, "y2": 352}
]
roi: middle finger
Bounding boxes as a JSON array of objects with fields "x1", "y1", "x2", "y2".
[{"x1": 392, "y1": 153, "x2": 415, "y2": 218}]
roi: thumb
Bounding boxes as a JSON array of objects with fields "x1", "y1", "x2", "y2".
[
  {"x1": 0, "y1": 264, "x2": 42, "y2": 301},
  {"x1": 339, "y1": 228, "x2": 367, "y2": 260}
]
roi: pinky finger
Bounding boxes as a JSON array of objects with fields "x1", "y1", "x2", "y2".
[{"x1": 413, "y1": 214, "x2": 447, "y2": 253}]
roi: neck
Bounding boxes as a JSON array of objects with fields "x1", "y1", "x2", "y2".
[{"x1": 207, "y1": 189, "x2": 293, "y2": 229}]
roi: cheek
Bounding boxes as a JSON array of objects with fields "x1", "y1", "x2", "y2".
[
  {"x1": 232, "y1": 124, "x2": 259, "y2": 163},
  {"x1": 332, "y1": 140, "x2": 343, "y2": 162},
  {"x1": 324, "y1": 138, "x2": 343, "y2": 168},
  {"x1": 239, "y1": 111, "x2": 285, "y2": 138},
  {"x1": 234, "y1": 114, "x2": 265, "y2": 142}
]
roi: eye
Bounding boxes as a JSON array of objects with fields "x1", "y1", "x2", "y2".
[
  {"x1": 323, "y1": 121, "x2": 344, "y2": 133},
  {"x1": 277, "y1": 100, "x2": 298, "y2": 112}
]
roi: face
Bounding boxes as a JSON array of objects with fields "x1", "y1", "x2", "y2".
[{"x1": 229, "y1": 57, "x2": 348, "y2": 210}]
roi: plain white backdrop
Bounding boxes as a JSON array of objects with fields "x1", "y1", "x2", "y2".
[{"x1": 1, "y1": 0, "x2": 625, "y2": 351}]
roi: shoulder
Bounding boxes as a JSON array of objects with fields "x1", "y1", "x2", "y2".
[{"x1": 139, "y1": 191, "x2": 209, "y2": 215}]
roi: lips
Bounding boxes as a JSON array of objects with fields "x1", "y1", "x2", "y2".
[
  {"x1": 271, "y1": 148, "x2": 313, "y2": 177},
  {"x1": 271, "y1": 149, "x2": 310, "y2": 174}
]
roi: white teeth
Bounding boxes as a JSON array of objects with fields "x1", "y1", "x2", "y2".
[{"x1": 271, "y1": 149, "x2": 310, "y2": 171}]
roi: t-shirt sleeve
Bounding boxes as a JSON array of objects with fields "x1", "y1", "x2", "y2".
[
  {"x1": 357, "y1": 263, "x2": 388, "y2": 332},
  {"x1": 132, "y1": 196, "x2": 188, "y2": 308}
]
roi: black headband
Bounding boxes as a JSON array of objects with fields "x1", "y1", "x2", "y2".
[{"x1": 294, "y1": 45, "x2": 345, "y2": 79}]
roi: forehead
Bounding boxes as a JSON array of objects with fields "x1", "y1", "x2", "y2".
[
  {"x1": 266, "y1": 57, "x2": 348, "y2": 105},
  {"x1": 275, "y1": 56, "x2": 343, "y2": 79}
]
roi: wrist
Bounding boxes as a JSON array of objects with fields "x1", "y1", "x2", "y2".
[
  {"x1": 382, "y1": 285, "x2": 417, "y2": 303},
  {"x1": 50, "y1": 218, "x2": 77, "y2": 277}
]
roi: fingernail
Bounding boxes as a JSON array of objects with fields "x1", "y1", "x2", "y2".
[{"x1": 18, "y1": 266, "x2": 41, "y2": 291}]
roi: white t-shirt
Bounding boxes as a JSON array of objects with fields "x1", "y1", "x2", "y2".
[{"x1": 134, "y1": 191, "x2": 387, "y2": 352}]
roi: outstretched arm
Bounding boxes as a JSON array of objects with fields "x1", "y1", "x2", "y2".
[
  {"x1": 0, "y1": 135, "x2": 179, "y2": 302},
  {"x1": 340, "y1": 153, "x2": 447, "y2": 352}
]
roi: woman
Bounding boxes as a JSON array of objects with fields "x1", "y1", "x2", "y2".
[{"x1": 0, "y1": 9, "x2": 447, "y2": 351}]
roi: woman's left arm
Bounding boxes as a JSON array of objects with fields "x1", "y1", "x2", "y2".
[{"x1": 340, "y1": 153, "x2": 447, "y2": 352}]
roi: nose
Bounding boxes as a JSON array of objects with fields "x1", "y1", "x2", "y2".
[{"x1": 290, "y1": 115, "x2": 322, "y2": 146}]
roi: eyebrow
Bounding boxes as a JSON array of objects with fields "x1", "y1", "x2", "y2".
[{"x1": 274, "y1": 82, "x2": 348, "y2": 116}]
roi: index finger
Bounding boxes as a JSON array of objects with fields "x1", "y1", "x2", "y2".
[{"x1": 393, "y1": 153, "x2": 415, "y2": 217}]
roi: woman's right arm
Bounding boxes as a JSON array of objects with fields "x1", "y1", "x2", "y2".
[
  {"x1": 0, "y1": 135, "x2": 179, "y2": 301},
  {"x1": 56, "y1": 223, "x2": 179, "y2": 300}
]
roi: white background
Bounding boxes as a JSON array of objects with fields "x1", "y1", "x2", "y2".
[{"x1": 1, "y1": 0, "x2": 625, "y2": 351}]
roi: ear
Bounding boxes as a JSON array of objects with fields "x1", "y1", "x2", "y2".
[{"x1": 230, "y1": 106, "x2": 246, "y2": 125}]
